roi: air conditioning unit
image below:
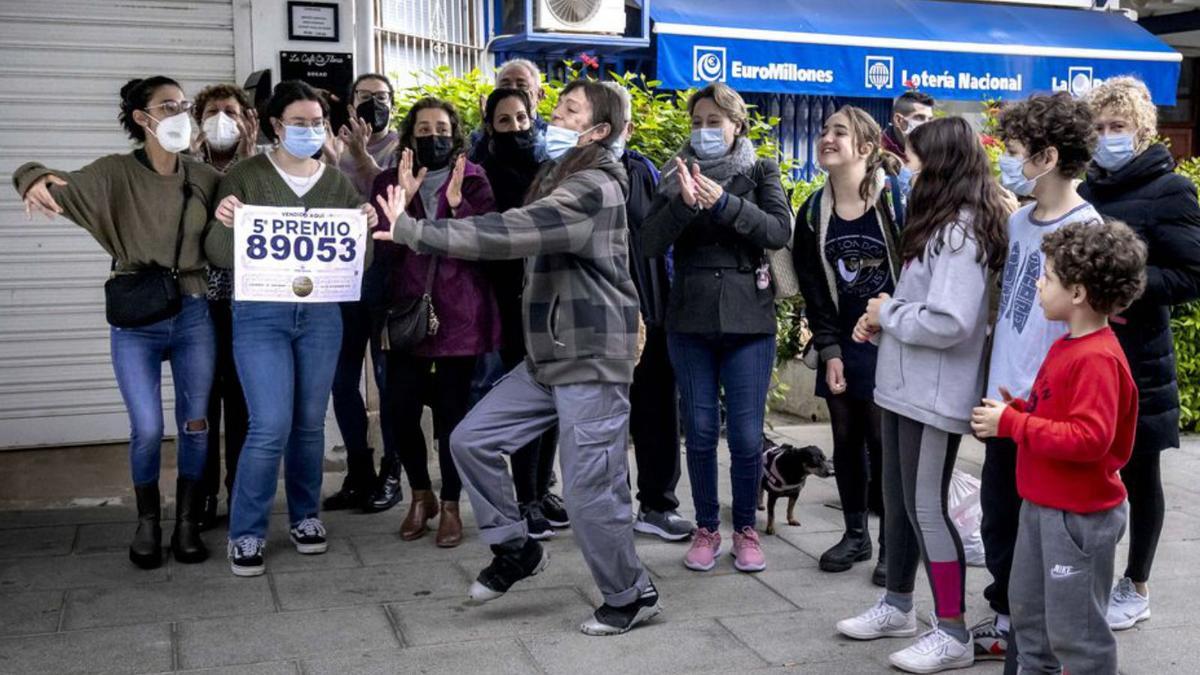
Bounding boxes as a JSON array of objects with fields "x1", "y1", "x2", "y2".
[{"x1": 535, "y1": 0, "x2": 626, "y2": 34}]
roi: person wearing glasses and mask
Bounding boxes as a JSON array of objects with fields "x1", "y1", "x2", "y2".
[
  {"x1": 205, "y1": 80, "x2": 378, "y2": 577},
  {"x1": 322, "y1": 74, "x2": 409, "y2": 515},
  {"x1": 13, "y1": 76, "x2": 222, "y2": 570},
  {"x1": 881, "y1": 91, "x2": 935, "y2": 198},
  {"x1": 188, "y1": 83, "x2": 259, "y2": 529}
]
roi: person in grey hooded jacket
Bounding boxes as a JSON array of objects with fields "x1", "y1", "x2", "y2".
[{"x1": 835, "y1": 117, "x2": 1010, "y2": 675}]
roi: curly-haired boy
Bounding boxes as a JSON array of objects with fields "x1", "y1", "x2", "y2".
[
  {"x1": 972, "y1": 92, "x2": 1101, "y2": 662},
  {"x1": 972, "y1": 218, "x2": 1147, "y2": 675}
]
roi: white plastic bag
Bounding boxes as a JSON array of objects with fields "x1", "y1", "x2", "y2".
[{"x1": 948, "y1": 469, "x2": 986, "y2": 567}]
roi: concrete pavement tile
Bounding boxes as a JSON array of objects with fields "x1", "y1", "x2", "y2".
[
  {"x1": 0, "y1": 525, "x2": 76, "y2": 559},
  {"x1": 350, "y1": 533, "x2": 471, "y2": 567},
  {"x1": 1114, "y1": 623, "x2": 1194, "y2": 673},
  {"x1": 0, "y1": 552, "x2": 167, "y2": 591},
  {"x1": 647, "y1": 573, "x2": 798, "y2": 621},
  {"x1": 166, "y1": 533, "x2": 361, "y2": 581},
  {"x1": 0, "y1": 622, "x2": 172, "y2": 674},
  {"x1": 73, "y1": 522, "x2": 135, "y2": 555},
  {"x1": 524, "y1": 617, "x2": 764, "y2": 674},
  {"x1": 272, "y1": 562, "x2": 470, "y2": 611},
  {"x1": 0, "y1": 506, "x2": 137, "y2": 530},
  {"x1": 303, "y1": 640, "x2": 539, "y2": 675},
  {"x1": 171, "y1": 662, "x2": 298, "y2": 675},
  {"x1": 719, "y1": 609, "x2": 877, "y2": 666},
  {"x1": 0, "y1": 590, "x2": 62, "y2": 637},
  {"x1": 64, "y1": 575, "x2": 274, "y2": 630},
  {"x1": 176, "y1": 606, "x2": 398, "y2": 669},
  {"x1": 388, "y1": 586, "x2": 592, "y2": 646}
]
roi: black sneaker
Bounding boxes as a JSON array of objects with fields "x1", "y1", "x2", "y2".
[
  {"x1": 289, "y1": 517, "x2": 328, "y2": 555},
  {"x1": 467, "y1": 538, "x2": 549, "y2": 604},
  {"x1": 322, "y1": 476, "x2": 370, "y2": 511},
  {"x1": 541, "y1": 492, "x2": 570, "y2": 528},
  {"x1": 364, "y1": 474, "x2": 403, "y2": 513},
  {"x1": 521, "y1": 501, "x2": 556, "y2": 540},
  {"x1": 228, "y1": 536, "x2": 265, "y2": 577},
  {"x1": 579, "y1": 581, "x2": 663, "y2": 635}
]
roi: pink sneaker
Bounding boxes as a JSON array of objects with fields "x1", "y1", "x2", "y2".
[
  {"x1": 732, "y1": 527, "x2": 766, "y2": 572},
  {"x1": 684, "y1": 527, "x2": 721, "y2": 571}
]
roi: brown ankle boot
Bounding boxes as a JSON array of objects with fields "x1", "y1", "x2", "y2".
[
  {"x1": 436, "y1": 501, "x2": 463, "y2": 548},
  {"x1": 400, "y1": 490, "x2": 438, "y2": 540}
]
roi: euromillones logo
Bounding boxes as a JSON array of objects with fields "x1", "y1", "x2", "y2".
[
  {"x1": 865, "y1": 55, "x2": 894, "y2": 91},
  {"x1": 694, "y1": 45, "x2": 727, "y2": 83}
]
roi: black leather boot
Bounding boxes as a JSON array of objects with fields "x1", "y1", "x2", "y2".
[
  {"x1": 872, "y1": 525, "x2": 887, "y2": 587},
  {"x1": 196, "y1": 494, "x2": 219, "y2": 531},
  {"x1": 130, "y1": 483, "x2": 163, "y2": 569},
  {"x1": 819, "y1": 511, "x2": 872, "y2": 572},
  {"x1": 366, "y1": 455, "x2": 403, "y2": 513},
  {"x1": 171, "y1": 477, "x2": 209, "y2": 564}
]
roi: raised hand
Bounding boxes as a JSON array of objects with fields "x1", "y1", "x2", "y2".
[
  {"x1": 446, "y1": 154, "x2": 466, "y2": 211},
  {"x1": 693, "y1": 166, "x2": 725, "y2": 210},
  {"x1": 236, "y1": 109, "x2": 260, "y2": 159},
  {"x1": 215, "y1": 194, "x2": 244, "y2": 227},
  {"x1": 339, "y1": 110, "x2": 372, "y2": 161},
  {"x1": 372, "y1": 184, "x2": 408, "y2": 239},
  {"x1": 319, "y1": 120, "x2": 342, "y2": 165},
  {"x1": 397, "y1": 149, "x2": 426, "y2": 205},
  {"x1": 674, "y1": 157, "x2": 698, "y2": 207},
  {"x1": 23, "y1": 174, "x2": 67, "y2": 219}
]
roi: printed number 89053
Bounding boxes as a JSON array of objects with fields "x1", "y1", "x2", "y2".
[{"x1": 245, "y1": 235, "x2": 357, "y2": 263}]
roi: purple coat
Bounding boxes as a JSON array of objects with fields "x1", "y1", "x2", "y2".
[{"x1": 371, "y1": 159, "x2": 502, "y2": 358}]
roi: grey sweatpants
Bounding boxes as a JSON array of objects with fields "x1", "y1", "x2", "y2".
[
  {"x1": 449, "y1": 361, "x2": 651, "y2": 607},
  {"x1": 1010, "y1": 500, "x2": 1127, "y2": 675}
]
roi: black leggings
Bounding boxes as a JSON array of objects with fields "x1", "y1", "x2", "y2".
[
  {"x1": 387, "y1": 353, "x2": 476, "y2": 502},
  {"x1": 1122, "y1": 450, "x2": 1165, "y2": 583},
  {"x1": 826, "y1": 395, "x2": 884, "y2": 517}
]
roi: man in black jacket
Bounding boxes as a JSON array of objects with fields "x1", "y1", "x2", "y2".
[{"x1": 605, "y1": 82, "x2": 693, "y2": 541}]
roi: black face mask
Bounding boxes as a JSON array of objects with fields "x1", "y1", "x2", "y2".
[
  {"x1": 490, "y1": 128, "x2": 539, "y2": 162},
  {"x1": 415, "y1": 135, "x2": 454, "y2": 170},
  {"x1": 356, "y1": 98, "x2": 391, "y2": 133}
]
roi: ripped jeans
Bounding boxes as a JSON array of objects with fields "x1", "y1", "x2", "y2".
[{"x1": 111, "y1": 295, "x2": 216, "y2": 486}]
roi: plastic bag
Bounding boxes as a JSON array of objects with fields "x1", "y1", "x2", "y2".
[{"x1": 948, "y1": 468, "x2": 986, "y2": 567}]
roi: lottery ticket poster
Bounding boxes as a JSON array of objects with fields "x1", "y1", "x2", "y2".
[{"x1": 233, "y1": 205, "x2": 366, "y2": 303}]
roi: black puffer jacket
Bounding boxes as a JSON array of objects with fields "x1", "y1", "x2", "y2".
[{"x1": 1078, "y1": 144, "x2": 1200, "y2": 453}]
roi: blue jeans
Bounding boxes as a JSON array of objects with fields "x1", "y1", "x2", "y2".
[
  {"x1": 111, "y1": 295, "x2": 215, "y2": 486},
  {"x1": 229, "y1": 301, "x2": 342, "y2": 541},
  {"x1": 668, "y1": 332, "x2": 775, "y2": 532}
]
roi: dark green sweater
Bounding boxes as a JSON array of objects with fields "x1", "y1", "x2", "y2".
[
  {"x1": 204, "y1": 153, "x2": 370, "y2": 270},
  {"x1": 12, "y1": 153, "x2": 221, "y2": 295}
]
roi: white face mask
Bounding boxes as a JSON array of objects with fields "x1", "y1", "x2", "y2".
[
  {"x1": 202, "y1": 112, "x2": 241, "y2": 152},
  {"x1": 149, "y1": 111, "x2": 193, "y2": 153}
]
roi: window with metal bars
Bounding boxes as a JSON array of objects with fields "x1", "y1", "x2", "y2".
[{"x1": 374, "y1": 0, "x2": 487, "y2": 89}]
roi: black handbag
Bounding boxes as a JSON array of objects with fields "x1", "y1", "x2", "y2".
[
  {"x1": 381, "y1": 255, "x2": 440, "y2": 352},
  {"x1": 104, "y1": 165, "x2": 191, "y2": 328}
]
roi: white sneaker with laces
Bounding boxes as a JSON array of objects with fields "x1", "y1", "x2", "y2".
[
  {"x1": 836, "y1": 596, "x2": 919, "y2": 640},
  {"x1": 888, "y1": 618, "x2": 974, "y2": 674},
  {"x1": 1107, "y1": 576, "x2": 1150, "y2": 630}
]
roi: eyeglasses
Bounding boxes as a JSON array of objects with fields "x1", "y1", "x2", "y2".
[
  {"x1": 353, "y1": 90, "x2": 392, "y2": 104},
  {"x1": 283, "y1": 118, "x2": 326, "y2": 129},
  {"x1": 145, "y1": 100, "x2": 194, "y2": 116}
]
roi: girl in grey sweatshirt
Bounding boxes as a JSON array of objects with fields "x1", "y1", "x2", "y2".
[{"x1": 836, "y1": 117, "x2": 1010, "y2": 674}]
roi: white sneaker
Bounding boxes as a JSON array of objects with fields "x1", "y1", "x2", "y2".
[
  {"x1": 836, "y1": 596, "x2": 919, "y2": 640},
  {"x1": 888, "y1": 619, "x2": 974, "y2": 674},
  {"x1": 1107, "y1": 577, "x2": 1150, "y2": 630}
]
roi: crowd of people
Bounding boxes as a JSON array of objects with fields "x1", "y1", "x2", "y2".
[{"x1": 13, "y1": 58, "x2": 1200, "y2": 670}]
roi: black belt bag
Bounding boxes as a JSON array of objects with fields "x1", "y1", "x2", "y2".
[
  {"x1": 381, "y1": 255, "x2": 440, "y2": 352},
  {"x1": 104, "y1": 165, "x2": 191, "y2": 328}
]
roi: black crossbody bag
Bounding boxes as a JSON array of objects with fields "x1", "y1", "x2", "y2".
[
  {"x1": 104, "y1": 165, "x2": 191, "y2": 328},
  {"x1": 381, "y1": 255, "x2": 440, "y2": 352}
]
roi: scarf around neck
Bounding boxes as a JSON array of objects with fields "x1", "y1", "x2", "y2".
[{"x1": 657, "y1": 135, "x2": 757, "y2": 199}]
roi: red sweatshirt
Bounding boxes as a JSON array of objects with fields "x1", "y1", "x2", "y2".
[{"x1": 998, "y1": 327, "x2": 1138, "y2": 514}]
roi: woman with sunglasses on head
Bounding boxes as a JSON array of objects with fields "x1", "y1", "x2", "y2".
[
  {"x1": 205, "y1": 80, "x2": 377, "y2": 577},
  {"x1": 13, "y1": 76, "x2": 222, "y2": 570}
]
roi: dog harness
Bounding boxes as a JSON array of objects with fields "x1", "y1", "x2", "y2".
[{"x1": 763, "y1": 445, "x2": 805, "y2": 493}]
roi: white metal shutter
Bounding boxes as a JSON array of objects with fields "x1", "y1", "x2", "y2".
[{"x1": 0, "y1": 0, "x2": 235, "y2": 449}]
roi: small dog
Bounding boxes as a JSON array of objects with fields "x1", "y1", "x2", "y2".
[{"x1": 758, "y1": 436, "x2": 834, "y2": 535}]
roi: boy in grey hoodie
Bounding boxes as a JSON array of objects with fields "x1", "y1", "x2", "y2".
[
  {"x1": 374, "y1": 80, "x2": 658, "y2": 637},
  {"x1": 834, "y1": 117, "x2": 1009, "y2": 675}
]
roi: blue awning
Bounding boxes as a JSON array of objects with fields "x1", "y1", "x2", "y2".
[{"x1": 652, "y1": 0, "x2": 1182, "y2": 104}]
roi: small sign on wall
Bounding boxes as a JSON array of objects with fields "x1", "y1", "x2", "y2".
[{"x1": 288, "y1": 1, "x2": 340, "y2": 42}]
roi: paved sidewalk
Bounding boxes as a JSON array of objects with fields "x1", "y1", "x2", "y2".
[{"x1": 0, "y1": 425, "x2": 1196, "y2": 674}]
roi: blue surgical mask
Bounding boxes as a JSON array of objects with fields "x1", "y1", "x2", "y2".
[
  {"x1": 545, "y1": 124, "x2": 581, "y2": 160},
  {"x1": 609, "y1": 136, "x2": 626, "y2": 161},
  {"x1": 691, "y1": 128, "x2": 730, "y2": 160},
  {"x1": 280, "y1": 125, "x2": 326, "y2": 159},
  {"x1": 1094, "y1": 133, "x2": 1136, "y2": 172},
  {"x1": 999, "y1": 155, "x2": 1035, "y2": 197}
]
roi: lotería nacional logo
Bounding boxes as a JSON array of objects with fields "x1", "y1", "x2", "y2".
[
  {"x1": 865, "y1": 55, "x2": 894, "y2": 91},
  {"x1": 693, "y1": 45, "x2": 727, "y2": 83}
]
